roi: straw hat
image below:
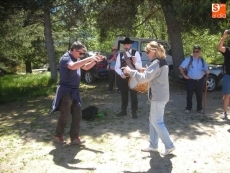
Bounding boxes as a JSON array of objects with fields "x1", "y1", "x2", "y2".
[{"x1": 112, "y1": 46, "x2": 118, "y2": 50}]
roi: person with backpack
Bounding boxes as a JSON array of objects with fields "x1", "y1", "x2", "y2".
[
  {"x1": 107, "y1": 46, "x2": 120, "y2": 94},
  {"x1": 115, "y1": 37, "x2": 142, "y2": 119},
  {"x1": 51, "y1": 41, "x2": 103, "y2": 145},
  {"x1": 217, "y1": 29, "x2": 230, "y2": 120},
  {"x1": 179, "y1": 45, "x2": 209, "y2": 114},
  {"x1": 122, "y1": 41, "x2": 175, "y2": 155}
]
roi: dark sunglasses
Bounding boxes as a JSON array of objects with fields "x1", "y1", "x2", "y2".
[
  {"x1": 76, "y1": 50, "x2": 85, "y2": 55},
  {"x1": 193, "y1": 50, "x2": 200, "y2": 53}
]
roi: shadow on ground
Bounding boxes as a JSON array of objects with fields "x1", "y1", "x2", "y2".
[
  {"x1": 49, "y1": 142, "x2": 103, "y2": 170},
  {"x1": 124, "y1": 152, "x2": 175, "y2": 173}
]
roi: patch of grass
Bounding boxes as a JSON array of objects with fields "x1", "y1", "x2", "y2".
[{"x1": 0, "y1": 72, "x2": 57, "y2": 103}]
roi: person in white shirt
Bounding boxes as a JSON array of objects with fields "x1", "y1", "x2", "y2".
[{"x1": 115, "y1": 37, "x2": 142, "y2": 119}]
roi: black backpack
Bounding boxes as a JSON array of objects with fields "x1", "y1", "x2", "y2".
[{"x1": 82, "y1": 106, "x2": 99, "y2": 121}]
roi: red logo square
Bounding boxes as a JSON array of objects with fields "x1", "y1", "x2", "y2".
[{"x1": 212, "y1": 3, "x2": 226, "y2": 18}]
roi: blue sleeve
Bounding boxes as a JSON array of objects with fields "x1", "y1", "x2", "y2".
[
  {"x1": 180, "y1": 57, "x2": 190, "y2": 69},
  {"x1": 59, "y1": 55, "x2": 71, "y2": 68},
  {"x1": 203, "y1": 60, "x2": 209, "y2": 71}
]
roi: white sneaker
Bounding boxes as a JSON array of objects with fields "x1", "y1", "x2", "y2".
[
  {"x1": 197, "y1": 110, "x2": 204, "y2": 114},
  {"x1": 222, "y1": 112, "x2": 227, "y2": 120},
  {"x1": 141, "y1": 147, "x2": 158, "y2": 152},
  {"x1": 185, "y1": 110, "x2": 190, "y2": 114},
  {"x1": 161, "y1": 147, "x2": 175, "y2": 156}
]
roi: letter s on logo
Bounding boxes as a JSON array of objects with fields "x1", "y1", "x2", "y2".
[{"x1": 212, "y1": 4, "x2": 220, "y2": 12}]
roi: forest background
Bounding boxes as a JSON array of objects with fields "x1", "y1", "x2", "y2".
[{"x1": 0, "y1": 0, "x2": 230, "y2": 81}]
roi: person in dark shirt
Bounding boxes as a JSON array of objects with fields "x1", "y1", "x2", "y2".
[
  {"x1": 51, "y1": 41, "x2": 103, "y2": 145},
  {"x1": 218, "y1": 30, "x2": 230, "y2": 120}
]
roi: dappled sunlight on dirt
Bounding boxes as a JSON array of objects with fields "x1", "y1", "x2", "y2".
[{"x1": 0, "y1": 79, "x2": 230, "y2": 172}]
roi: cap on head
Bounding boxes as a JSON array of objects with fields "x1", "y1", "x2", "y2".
[
  {"x1": 112, "y1": 46, "x2": 118, "y2": 50},
  {"x1": 120, "y1": 37, "x2": 134, "y2": 44},
  {"x1": 193, "y1": 45, "x2": 201, "y2": 50}
]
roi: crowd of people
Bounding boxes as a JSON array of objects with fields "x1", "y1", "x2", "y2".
[{"x1": 51, "y1": 33, "x2": 230, "y2": 156}]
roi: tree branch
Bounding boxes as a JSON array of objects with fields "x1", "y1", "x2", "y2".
[{"x1": 135, "y1": 7, "x2": 161, "y2": 27}]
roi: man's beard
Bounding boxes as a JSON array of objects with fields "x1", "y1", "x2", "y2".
[{"x1": 124, "y1": 48, "x2": 130, "y2": 51}]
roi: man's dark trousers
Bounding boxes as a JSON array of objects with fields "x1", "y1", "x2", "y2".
[
  {"x1": 119, "y1": 77, "x2": 138, "y2": 113},
  {"x1": 186, "y1": 76, "x2": 205, "y2": 111},
  {"x1": 55, "y1": 94, "x2": 82, "y2": 141}
]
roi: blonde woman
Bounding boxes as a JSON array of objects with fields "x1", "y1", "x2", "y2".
[{"x1": 122, "y1": 41, "x2": 175, "y2": 155}]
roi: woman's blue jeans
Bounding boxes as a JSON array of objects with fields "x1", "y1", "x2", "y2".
[{"x1": 149, "y1": 101, "x2": 175, "y2": 149}]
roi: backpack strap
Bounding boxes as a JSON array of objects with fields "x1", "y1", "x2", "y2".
[
  {"x1": 185, "y1": 56, "x2": 204, "y2": 75},
  {"x1": 186, "y1": 56, "x2": 193, "y2": 72}
]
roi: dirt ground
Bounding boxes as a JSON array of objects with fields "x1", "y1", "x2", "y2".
[{"x1": 0, "y1": 80, "x2": 230, "y2": 173}]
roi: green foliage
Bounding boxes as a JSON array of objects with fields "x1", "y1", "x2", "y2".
[
  {"x1": 159, "y1": 0, "x2": 230, "y2": 34},
  {"x1": 0, "y1": 9, "x2": 48, "y2": 72},
  {"x1": 135, "y1": 2, "x2": 168, "y2": 40},
  {"x1": 1, "y1": 0, "x2": 229, "y2": 76},
  {"x1": 0, "y1": 72, "x2": 57, "y2": 103},
  {"x1": 94, "y1": 0, "x2": 143, "y2": 40},
  {"x1": 182, "y1": 29, "x2": 224, "y2": 64}
]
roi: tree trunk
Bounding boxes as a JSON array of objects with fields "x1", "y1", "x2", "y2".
[
  {"x1": 25, "y1": 60, "x2": 32, "y2": 73},
  {"x1": 43, "y1": 7, "x2": 57, "y2": 81},
  {"x1": 163, "y1": 11, "x2": 185, "y2": 79}
]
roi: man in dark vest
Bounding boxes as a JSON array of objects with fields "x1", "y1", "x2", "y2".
[{"x1": 115, "y1": 37, "x2": 142, "y2": 119}]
